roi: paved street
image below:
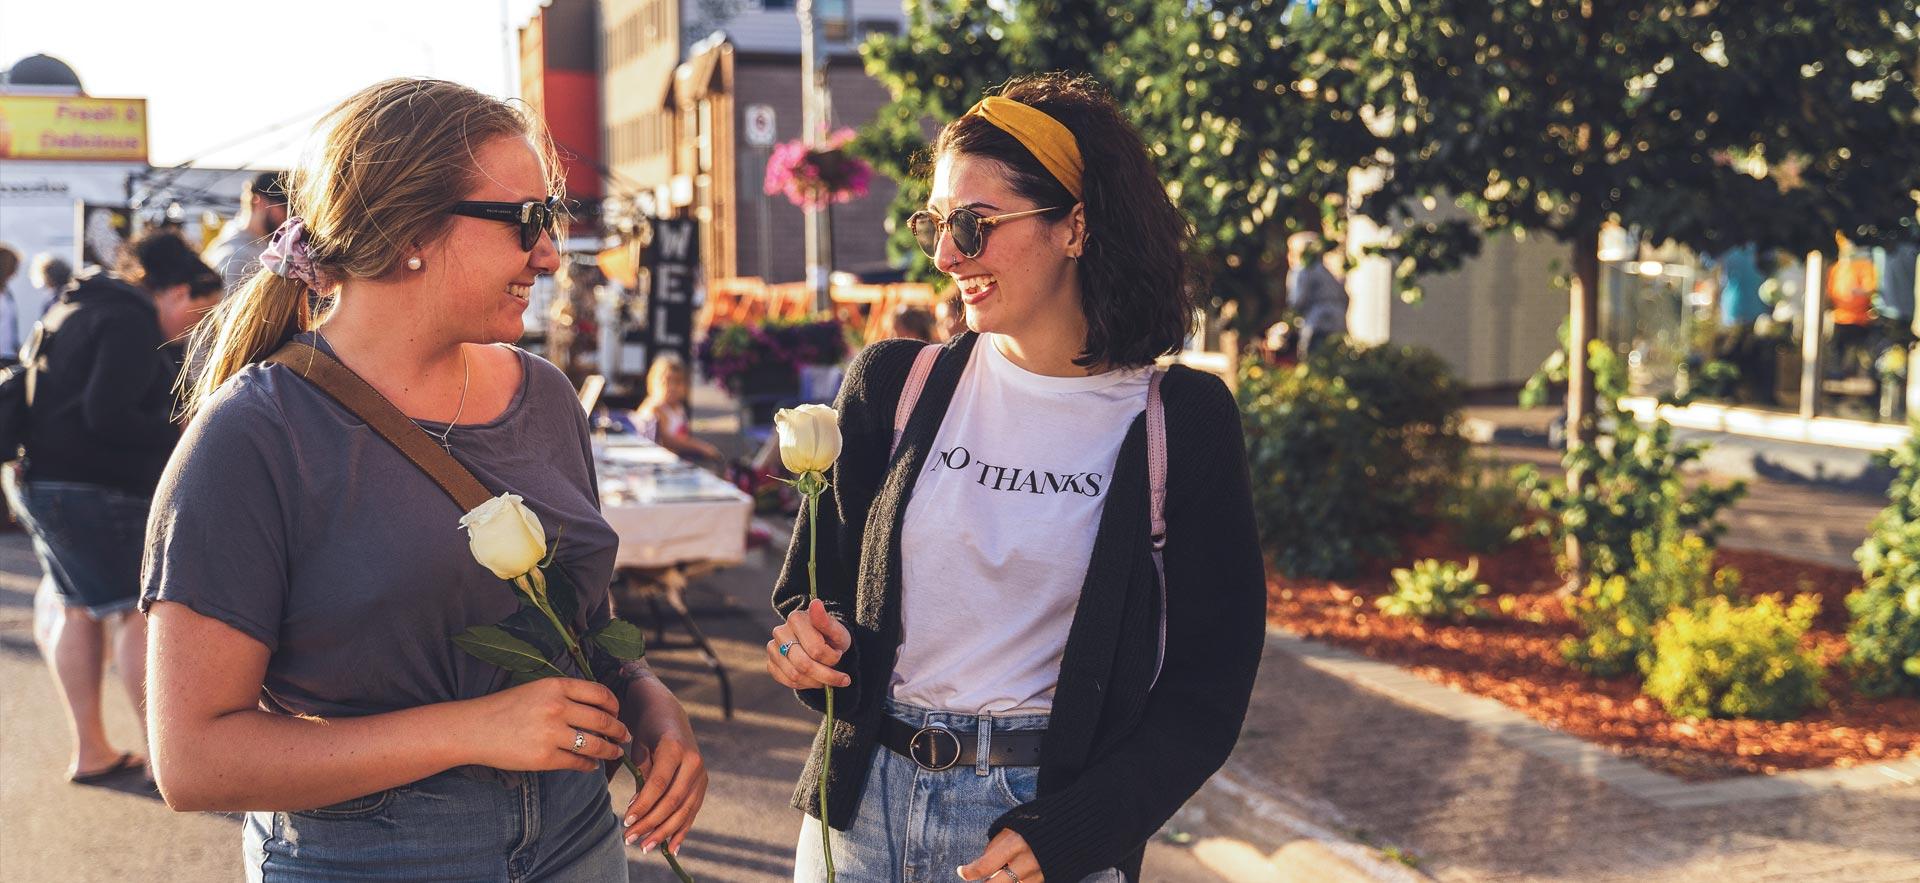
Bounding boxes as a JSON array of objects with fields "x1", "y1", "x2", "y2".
[
  {"x1": 0, "y1": 527, "x2": 1228, "y2": 883},
  {"x1": 5, "y1": 385, "x2": 1915, "y2": 882}
]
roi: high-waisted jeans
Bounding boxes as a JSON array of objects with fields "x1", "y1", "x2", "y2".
[
  {"x1": 244, "y1": 765, "x2": 625, "y2": 882},
  {"x1": 795, "y1": 700, "x2": 1123, "y2": 883}
]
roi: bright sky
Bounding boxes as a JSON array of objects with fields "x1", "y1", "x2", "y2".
[{"x1": 0, "y1": 0, "x2": 548, "y2": 170}]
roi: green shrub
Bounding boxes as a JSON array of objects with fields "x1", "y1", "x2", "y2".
[
  {"x1": 1377, "y1": 558, "x2": 1490, "y2": 620},
  {"x1": 1848, "y1": 428, "x2": 1920, "y2": 697},
  {"x1": 1642, "y1": 594, "x2": 1828, "y2": 721},
  {"x1": 1238, "y1": 340, "x2": 1467, "y2": 579},
  {"x1": 1561, "y1": 514, "x2": 1739, "y2": 677},
  {"x1": 1518, "y1": 339, "x2": 1746, "y2": 582},
  {"x1": 1442, "y1": 459, "x2": 1530, "y2": 553}
]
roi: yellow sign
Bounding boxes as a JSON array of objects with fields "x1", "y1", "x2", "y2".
[{"x1": 0, "y1": 95, "x2": 148, "y2": 162}]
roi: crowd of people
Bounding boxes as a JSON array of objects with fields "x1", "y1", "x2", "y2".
[{"x1": 0, "y1": 69, "x2": 1266, "y2": 883}]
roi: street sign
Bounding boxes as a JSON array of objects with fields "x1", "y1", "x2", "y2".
[{"x1": 743, "y1": 104, "x2": 776, "y2": 147}]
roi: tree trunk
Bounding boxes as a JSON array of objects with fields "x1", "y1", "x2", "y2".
[{"x1": 1564, "y1": 229, "x2": 1602, "y2": 580}]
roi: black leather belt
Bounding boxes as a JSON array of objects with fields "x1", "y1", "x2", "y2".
[{"x1": 879, "y1": 717, "x2": 1044, "y2": 771}]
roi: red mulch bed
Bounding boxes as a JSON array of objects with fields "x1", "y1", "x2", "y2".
[{"x1": 1267, "y1": 531, "x2": 1920, "y2": 779}]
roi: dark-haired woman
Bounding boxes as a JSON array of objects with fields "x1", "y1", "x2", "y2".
[
  {"x1": 7, "y1": 230, "x2": 222, "y2": 786},
  {"x1": 766, "y1": 73, "x2": 1266, "y2": 883}
]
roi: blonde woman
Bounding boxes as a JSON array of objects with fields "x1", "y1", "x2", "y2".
[{"x1": 143, "y1": 79, "x2": 706, "y2": 880}]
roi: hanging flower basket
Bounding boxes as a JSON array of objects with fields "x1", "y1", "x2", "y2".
[{"x1": 764, "y1": 129, "x2": 873, "y2": 211}]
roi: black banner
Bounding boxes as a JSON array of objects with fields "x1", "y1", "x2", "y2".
[{"x1": 645, "y1": 218, "x2": 698, "y2": 371}]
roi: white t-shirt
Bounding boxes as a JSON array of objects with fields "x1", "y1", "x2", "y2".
[{"x1": 891, "y1": 334, "x2": 1152, "y2": 714}]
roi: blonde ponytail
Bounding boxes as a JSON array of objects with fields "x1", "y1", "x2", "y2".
[{"x1": 177, "y1": 270, "x2": 319, "y2": 420}]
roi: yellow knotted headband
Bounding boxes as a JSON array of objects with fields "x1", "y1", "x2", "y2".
[{"x1": 966, "y1": 96, "x2": 1084, "y2": 201}]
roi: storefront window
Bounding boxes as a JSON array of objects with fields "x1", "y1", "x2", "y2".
[
  {"x1": 1815, "y1": 242, "x2": 1919, "y2": 423},
  {"x1": 1607, "y1": 257, "x2": 1691, "y2": 398},
  {"x1": 1602, "y1": 230, "x2": 1920, "y2": 431},
  {"x1": 1601, "y1": 243, "x2": 1808, "y2": 414}
]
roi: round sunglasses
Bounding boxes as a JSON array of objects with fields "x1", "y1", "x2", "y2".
[
  {"x1": 447, "y1": 196, "x2": 563, "y2": 251},
  {"x1": 907, "y1": 205, "x2": 1069, "y2": 259}
]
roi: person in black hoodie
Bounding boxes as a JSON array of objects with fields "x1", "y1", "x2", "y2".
[
  {"x1": 6, "y1": 230, "x2": 219, "y2": 784},
  {"x1": 766, "y1": 73, "x2": 1266, "y2": 883}
]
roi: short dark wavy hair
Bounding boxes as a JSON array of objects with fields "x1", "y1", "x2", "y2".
[
  {"x1": 120, "y1": 231, "x2": 222, "y2": 299},
  {"x1": 931, "y1": 73, "x2": 1194, "y2": 369}
]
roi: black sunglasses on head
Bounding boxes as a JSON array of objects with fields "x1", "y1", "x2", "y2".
[
  {"x1": 907, "y1": 205, "x2": 1068, "y2": 260},
  {"x1": 447, "y1": 196, "x2": 562, "y2": 251}
]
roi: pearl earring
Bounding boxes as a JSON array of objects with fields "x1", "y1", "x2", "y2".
[{"x1": 406, "y1": 256, "x2": 423, "y2": 271}]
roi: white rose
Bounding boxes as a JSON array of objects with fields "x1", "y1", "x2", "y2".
[
  {"x1": 775, "y1": 404, "x2": 842, "y2": 475},
  {"x1": 459, "y1": 493, "x2": 547, "y2": 580}
]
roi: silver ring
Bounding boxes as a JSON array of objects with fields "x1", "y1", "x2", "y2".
[
  {"x1": 999, "y1": 868, "x2": 1021, "y2": 883},
  {"x1": 572, "y1": 730, "x2": 588, "y2": 753},
  {"x1": 779, "y1": 642, "x2": 795, "y2": 657}
]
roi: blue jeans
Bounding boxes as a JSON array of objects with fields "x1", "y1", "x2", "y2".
[
  {"x1": 795, "y1": 700, "x2": 1123, "y2": 883},
  {"x1": 6, "y1": 476, "x2": 149, "y2": 617},
  {"x1": 243, "y1": 765, "x2": 625, "y2": 882}
]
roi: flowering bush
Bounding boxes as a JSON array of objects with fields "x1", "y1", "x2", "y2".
[
  {"x1": 764, "y1": 129, "x2": 873, "y2": 210},
  {"x1": 1643, "y1": 594, "x2": 1827, "y2": 721},
  {"x1": 1376, "y1": 558, "x2": 1489, "y2": 620},
  {"x1": 1561, "y1": 513, "x2": 1740, "y2": 677},
  {"x1": 1849, "y1": 426, "x2": 1920, "y2": 697},
  {"x1": 696, "y1": 317, "x2": 849, "y2": 393}
]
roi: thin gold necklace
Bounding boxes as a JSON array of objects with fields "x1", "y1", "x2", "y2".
[
  {"x1": 316, "y1": 330, "x2": 470, "y2": 452},
  {"x1": 434, "y1": 346, "x2": 471, "y2": 453}
]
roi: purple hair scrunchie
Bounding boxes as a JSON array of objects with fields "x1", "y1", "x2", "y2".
[{"x1": 259, "y1": 216, "x2": 329, "y2": 290}]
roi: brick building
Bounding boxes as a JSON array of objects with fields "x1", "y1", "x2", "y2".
[{"x1": 595, "y1": 0, "x2": 905, "y2": 285}]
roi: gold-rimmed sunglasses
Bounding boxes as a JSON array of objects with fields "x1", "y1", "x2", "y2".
[{"x1": 906, "y1": 206, "x2": 1069, "y2": 259}]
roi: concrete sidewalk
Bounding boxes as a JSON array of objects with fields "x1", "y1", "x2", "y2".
[{"x1": 1465, "y1": 402, "x2": 1888, "y2": 570}]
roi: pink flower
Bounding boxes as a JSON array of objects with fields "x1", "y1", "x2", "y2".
[{"x1": 764, "y1": 133, "x2": 874, "y2": 210}]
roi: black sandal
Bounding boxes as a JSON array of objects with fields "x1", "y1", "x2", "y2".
[{"x1": 68, "y1": 752, "x2": 144, "y2": 785}]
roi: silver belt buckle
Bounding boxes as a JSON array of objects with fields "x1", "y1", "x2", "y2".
[{"x1": 908, "y1": 725, "x2": 963, "y2": 771}]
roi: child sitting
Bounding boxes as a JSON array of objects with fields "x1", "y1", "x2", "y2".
[{"x1": 634, "y1": 353, "x2": 725, "y2": 464}]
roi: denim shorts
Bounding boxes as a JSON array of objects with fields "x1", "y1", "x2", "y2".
[
  {"x1": 6, "y1": 477, "x2": 149, "y2": 618},
  {"x1": 243, "y1": 765, "x2": 625, "y2": 882},
  {"x1": 795, "y1": 700, "x2": 1124, "y2": 883}
]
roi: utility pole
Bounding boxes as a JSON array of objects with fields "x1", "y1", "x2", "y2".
[
  {"x1": 500, "y1": 0, "x2": 516, "y2": 97},
  {"x1": 796, "y1": 0, "x2": 834, "y2": 313}
]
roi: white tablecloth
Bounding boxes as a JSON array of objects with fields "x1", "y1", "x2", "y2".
[{"x1": 596, "y1": 437, "x2": 753, "y2": 569}]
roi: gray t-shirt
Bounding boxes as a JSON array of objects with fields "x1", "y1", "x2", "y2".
[{"x1": 141, "y1": 336, "x2": 620, "y2": 719}]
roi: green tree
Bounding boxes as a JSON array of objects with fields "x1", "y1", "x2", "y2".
[
  {"x1": 854, "y1": 0, "x2": 1357, "y2": 337},
  {"x1": 852, "y1": 1, "x2": 1136, "y2": 280},
  {"x1": 1110, "y1": 0, "x2": 1361, "y2": 335},
  {"x1": 1294, "y1": 0, "x2": 1920, "y2": 572}
]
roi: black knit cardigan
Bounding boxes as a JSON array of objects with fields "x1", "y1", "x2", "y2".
[{"x1": 772, "y1": 332, "x2": 1267, "y2": 882}]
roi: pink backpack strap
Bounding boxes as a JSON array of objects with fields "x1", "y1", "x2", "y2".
[
  {"x1": 1147, "y1": 367, "x2": 1169, "y2": 689},
  {"x1": 890, "y1": 342, "x2": 943, "y2": 459},
  {"x1": 1147, "y1": 369, "x2": 1168, "y2": 550}
]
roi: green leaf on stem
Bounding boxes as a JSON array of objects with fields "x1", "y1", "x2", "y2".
[
  {"x1": 453, "y1": 626, "x2": 561, "y2": 674},
  {"x1": 590, "y1": 619, "x2": 649, "y2": 661},
  {"x1": 542, "y1": 564, "x2": 582, "y2": 629},
  {"x1": 499, "y1": 604, "x2": 567, "y2": 659}
]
